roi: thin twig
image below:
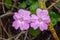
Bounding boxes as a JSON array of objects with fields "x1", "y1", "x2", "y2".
[
  {"x1": 24, "y1": 31, "x2": 28, "y2": 40},
  {"x1": 47, "y1": 0, "x2": 60, "y2": 10},
  {"x1": 7, "y1": 36, "x2": 16, "y2": 40},
  {"x1": 0, "y1": 18, "x2": 11, "y2": 38},
  {"x1": 6, "y1": 33, "x2": 18, "y2": 40},
  {"x1": 2, "y1": 0, "x2": 5, "y2": 13},
  {"x1": 0, "y1": 11, "x2": 13, "y2": 18},
  {"x1": 0, "y1": 20, "x2": 2, "y2": 37},
  {"x1": 0, "y1": 37, "x2": 7, "y2": 40},
  {"x1": 15, "y1": 31, "x2": 26, "y2": 40},
  {"x1": 54, "y1": 6, "x2": 60, "y2": 13},
  {"x1": 46, "y1": 35, "x2": 51, "y2": 40}
]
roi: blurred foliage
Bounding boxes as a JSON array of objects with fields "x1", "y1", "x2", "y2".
[
  {"x1": 49, "y1": 11, "x2": 60, "y2": 26},
  {"x1": 26, "y1": 0, "x2": 36, "y2": 5},
  {"x1": 4, "y1": 0, "x2": 12, "y2": 9},
  {"x1": 30, "y1": 2, "x2": 39, "y2": 14},
  {"x1": 18, "y1": 1, "x2": 27, "y2": 9},
  {"x1": 18, "y1": 0, "x2": 37, "y2": 9},
  {"x1": 29, "y1": 28, "x2": 40, "y2": 37}
]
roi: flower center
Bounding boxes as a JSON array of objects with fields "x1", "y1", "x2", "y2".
[
  {"x1": 20, "y1": 18, "x2": 23, "y2": 22},
  {"x1": 38, "y1": 18, "x2": 42, "y2": 23}
]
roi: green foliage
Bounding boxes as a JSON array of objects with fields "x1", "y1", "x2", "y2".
[
  {"x1": 29, "y1": 28, "x2": 40, "y2": 37},
  {"x1": 49, "y1": 11, "x2": 58, "y2": 26},
  {"x1": 51, "y1": 18, "x2": 57, "y2": 26},
  {"x1": 30, "y1": 2, "x2": 39, "y2": 14},
  {"x1": 18, "y1": 1, "x2": 27, "y2": 9},
  {"x1": 26, "y1": 0, "x2": 33, "y2": 5},
  {"x1": 5, "y1": 0, "x2": 12, "y2": 9},
  {"x1": 26, "y1": 0, "x2": 36, "y2": 5}
]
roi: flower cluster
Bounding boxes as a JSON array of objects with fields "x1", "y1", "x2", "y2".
[{"x1": 12, "y1": 8, "x2": 50, "y2": 31}]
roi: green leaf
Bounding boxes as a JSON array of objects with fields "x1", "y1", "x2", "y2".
[
  {"x1": 30, "y1": 2, "x2": 39, "y2": 14},
  {"x1": 49, "y1": 11, "x2": 58, "y2": 26},
  {"x1": 18, "y1": 1, "x2": 27, "y2": 9},
  {"x1": 29, "y1": 28, "x2": 40, "y2": 37},
  {"x1": 49, "y1": 11, "x2": 57, "y2": 18},
  {"x1": 51, "y1": 18, "x2": 57, "y2": 26},
  {"x1": 26, "y1": 0, "x2": 36, "y2": 5},
  {"x1": 5, "y1": 0, "x2": 12, "y2": 9},
  {"x1": 26, "y1": 0, "x2": 33, "y2": 5}
]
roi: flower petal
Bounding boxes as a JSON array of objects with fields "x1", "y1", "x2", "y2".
[
  {"x1": 20, "y1": 22, "x2": 29, "y2": 30},
  {"x1": 41, "y1": 16, "x2": 50, "y2": 23},
  {"x1": 18, "y1": 9, "x2": 31, "y2": 17},
  {"x1": 31, "y1": 21, "x2": 39, "y2": 30},
  {"x1": 18, "y1": 9, "x2": 25, "y2": 17},
  {"x1": 13, "y1": 12, "x2": 21, "y2": 20},
  {"x1": 36, "y1": 8, "x2": 48, "y2": 18},
  {"x1": 42, "y1": 10, "x2": 48, "y2": 15},
  {"x1": 24, "y1": 10, "x2": 31, "y2": 16},
  {"x1": 23, "y1": 16, "x2": 31, "y2": 23},
  {"x1": 31, "y1": 14, "x2": 39, "y2": 22},
  {"x1": 39, "y1": 22, "x2": 48, "y2": 31},
  {"x1": 36, "y1": 8, "x2": 42, "y2": 17},
  {"x1": 12, "y1": 20, "x2": 21, "y2": 30}
]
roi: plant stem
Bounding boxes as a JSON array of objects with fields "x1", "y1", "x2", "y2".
[
  {"x1": 38, "y1": 0, "x2": 59, "y2": 40},
  {"x1": 38, "y1": 0, "x2": 46, "y2": 9},
  {"x1": 48, "y1": 23, "x2": 59, "y2": 40}
]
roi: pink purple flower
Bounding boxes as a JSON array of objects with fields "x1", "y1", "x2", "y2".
[
  {"x1": 31, "y1": 8, "x2": 50, "y2": 31},
  {"x1": 12, "y1": 8, "x2": 50, "y2": 31},
  {"x1": 12, "y1": 9, "x2": 31, "y2": 30}
]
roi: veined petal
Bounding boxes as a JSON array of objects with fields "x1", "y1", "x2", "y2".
[
  {"x1": 41, "y1": 16, "x2": 50, "y2": 23},
  {"x1": 31, "y1": 14, "x2": 39, "y2": 22},
  {"x1": 20, "y1": 22, "x2": 29, "y2": 30},
  {"x1": 18, "y1": 9, "x2": 31, "y2": 17},
  {"x1": 18, "y1": 9, "x2": 25, "y2": 17},
  {"x1": 13, "y1": 12, "x2": 21, "y2": 20},
  {"x1": 23, "y1": 16, "x2": 31, "y2": 23},
  {"x1": 24, "y1": 10, "x2": 31, "y2": 16},
  {"x1": 31, "y1": 21, "x2": 39, "y2": 30},
  {"x1": 39, "y1": 22, "x2": 48, "y2": 31},
  {"x1": 42, "y1": 10, "x2": 48, "y2": 15},
  {"x1": 12, "y1": 20, "x2": 21, "y2": 30},
  {"x1": 36, "y1": 8, "x2": 48, "y2": 18},
  {"x1": 36, "y1": 8, "x2": 42, "y2": 17},
  {"x1": 36, "y1": 8, "x2": 42, "y2": 14}
]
